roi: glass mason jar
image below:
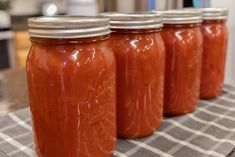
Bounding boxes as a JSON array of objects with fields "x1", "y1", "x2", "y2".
[
  {"x1": 27, "y1": 17, "x2": 116, "y2": 157},
  {"x1": 160, "y1": 10, "x2": 203, "y2": 116},
  {"x1": 200, "y1": 8, "x2": 228, "y2": 99},
  {"x1": 100, "y1": 12, "x2": 165, "y2": 138}
]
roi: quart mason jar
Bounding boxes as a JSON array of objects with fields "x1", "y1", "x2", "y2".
[
  {"x1": 27, "y1": 16, "x2": 116, "y2": 157},
  {"x1": 160, "y1": 10, "x2": 203, "y2": 116},
  {"x1": 200, "y1": 8, "x2": 228, "y2": 99},
  {"x1": 100, "y1": 12, "x2": 165, "y2": 138}
]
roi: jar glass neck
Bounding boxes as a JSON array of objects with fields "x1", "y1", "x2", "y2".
[
  {"x1": 111, "y1": 28, "x2": 161, "y2": 34},
  {"x1": 203, "y1": 19, "x2": 226, "y2": 24},
  {"x1": 30, "y1": 35, "x2": 110, "y2": 44},
  {"x1": 163, "y1": 23, "x2": 201, "y2": 28}
]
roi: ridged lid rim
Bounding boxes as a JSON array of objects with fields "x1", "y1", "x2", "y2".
[
  {"x1": 99, "y1": 12, "x2": 163, "y2": 29},
  {"x1": 202, "y1": 8, "x2": 228, "y2": 20},
  {"x1": 154, "y1": 9, "x2": 202, "y2": 24},
  {"x1": 28, "y1": 16, "x2": 111, "y2": 38}
]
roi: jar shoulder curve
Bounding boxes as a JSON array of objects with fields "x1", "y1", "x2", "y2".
[
  {"x1": 161, "y1": 26, "x2": 203, "y2": 47},
  {"x1": 201, "y1": 22, "x2": 228, "y2": 39},
  {"x1": 109, "y1": 32, "x2": 165, "y2": 56},
  {"x1": 27, "y1": 40, "x2": 115, "y2": 75}
]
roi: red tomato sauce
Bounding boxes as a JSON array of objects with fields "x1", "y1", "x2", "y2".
[
  {"x1": 161, "y1": 24, "x2": 203, "y2": 116},
  {"x1": 200, "y1": 20, "x2": 228, "y2": 99},
  {"x1": 109, "y1": 29, "x2": 165, "y2": 138},
  {"x1": 26, "y1": 36, "x2": 116, "y2": 157}
]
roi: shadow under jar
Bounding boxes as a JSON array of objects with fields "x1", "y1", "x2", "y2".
[
  {"x1": 100, "y1": 12, "x2": 165, "y2": 138},
  {"x1": 26, "y1": 16, "x2": 116, "y2": 157},
  {"x1": 159, "y1": 10, "x2": 203, "y2": 116},
  {"x1": 200, "y1": 8, "x2": 228, "y2": 99}
]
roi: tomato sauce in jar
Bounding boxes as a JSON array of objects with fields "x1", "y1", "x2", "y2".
[
  {"x1": 200, "y1": 8, "x2": 228, "y2": 99},
  {"x1": 160, "y1": 10, "x2": 203, "y2": 116},
  {"x1": 27, "y1": 17, "x2": 116, "y2": 157},
  {"x1": 100, "y1": 13, "x2": 165, "y2": 138}
]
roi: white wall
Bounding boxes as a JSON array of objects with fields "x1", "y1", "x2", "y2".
[{"x1": 211, "y1": 0, "x2": 235, "y2": 85}]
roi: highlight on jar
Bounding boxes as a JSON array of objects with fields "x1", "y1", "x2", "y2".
[{"x1": 0, "y1": 0, "x2": 234, "y2": 157}]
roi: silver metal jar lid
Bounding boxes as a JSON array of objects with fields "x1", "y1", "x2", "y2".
[
  {"x1": 202, "y1": 8, "x2": 228, "y2": 20},
  {"x1": 99, "y1": 12, "x2": 163, "y2": 29},
  {"x1": 155, "y1": 9, "x2": 202, "y2": 24},
  {"x1": 28, "y1": 16, "x2": 111, "y2": 38}
]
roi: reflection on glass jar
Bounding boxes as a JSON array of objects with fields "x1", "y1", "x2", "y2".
[{"x1": 26, "y1": 16, "x2": 116, "y2": 157}]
